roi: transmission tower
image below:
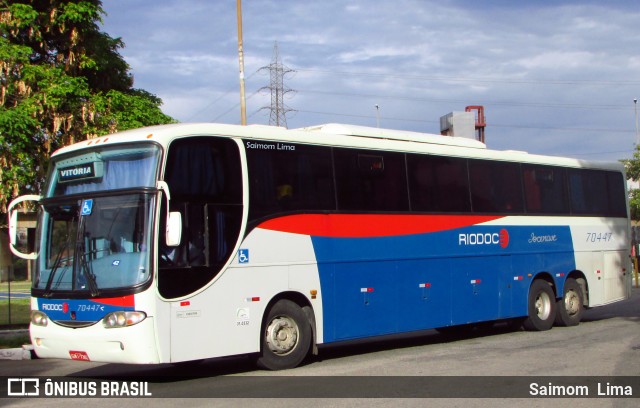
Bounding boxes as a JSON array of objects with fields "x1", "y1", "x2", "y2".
[{"x1": 260, "y1": 42, "x2": 295, "y2": 127}]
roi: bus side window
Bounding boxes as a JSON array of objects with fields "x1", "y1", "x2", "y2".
[
  {"x1": 334, "y1": 148, "x2": 409, "y2": 212},
  {"x1": 569, "y1": 169, "x2": 624, "y2": 217},
  {"x1": 523, "y1": 166, "x2": 568, "y2": 215},
  {"x1": 408, "y1": 154, "x2": 471, "y2": 213},
  {"x1": 246, "y1": 142, "x2": 335, "y2": 222},
  {"x1": 469, "y1": 160, "x2": 523, "y2": 213}
]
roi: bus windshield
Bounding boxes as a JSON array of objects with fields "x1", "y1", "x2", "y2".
[
  {"x1": 47, "y1": 144, "x2": 160, "y2": 197},
  {"x1": 34, "y1": 193, "x2": 155, "y2": 295},
  {"x1": 34, "y1": 144, "x2": 160, "y2": 295}
]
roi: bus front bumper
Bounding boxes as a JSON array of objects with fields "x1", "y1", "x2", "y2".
[{"x1": 30, "y1": 317, "x2": 160, "y2": 364}]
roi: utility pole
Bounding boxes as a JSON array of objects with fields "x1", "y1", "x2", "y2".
[
  {"x1": 635, "y1": 98, "x2": 638, "y2": 146},
  {"x1": 260, "y1": 42, "x2": 295, "y2": 127},
  {"x1": 236, "y1": 0, "x2": 247, "y2": 125}
]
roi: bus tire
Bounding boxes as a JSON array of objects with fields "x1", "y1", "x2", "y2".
[
  {"x1": 554, "y1": 278, "x2": 583, "y2": 327},
  {"x1": 523, "y1": 279, "x2": 556, "y2": 331},
  {"x1": 256, "y1": 299, "x2": 311, "y2": 370}
]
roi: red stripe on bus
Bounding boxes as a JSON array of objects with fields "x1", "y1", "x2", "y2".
[
  {"x1": 89, "y1": 295, "x2": 135, "y2": 307},
  {"x1": 258, "y1": 214, "x2": 503, "y2": 238}
]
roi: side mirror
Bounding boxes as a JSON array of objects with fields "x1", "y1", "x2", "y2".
[
  {"x1": 7, "y1": 194, "x2": 41, "y2": 260},
  {"x1": 166, "y1": 211, "x2": 182, "y2": 247},
  {"x1": 157, "y1": 181, "x2": 182, "y2": 247}
]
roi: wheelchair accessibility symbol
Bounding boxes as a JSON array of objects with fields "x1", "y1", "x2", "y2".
[
  {"x1": 238, "y1": 249, "x2": 249, "y2": 264},
  {"x1": 81, "y1": 199, "x2": 93, "y2": 216}
]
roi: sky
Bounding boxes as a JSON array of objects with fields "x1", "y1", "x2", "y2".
[{"x1": 100, "y1": 0, "x2": 640, "y2": 162}]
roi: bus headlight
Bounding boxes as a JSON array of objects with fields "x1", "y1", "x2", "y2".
[
  {"x1": 102, "y1": 311, "x2": 147, "y2": 328},
  {"x1": 31, "y1": 311, "x2": 49, "y2": 327}
]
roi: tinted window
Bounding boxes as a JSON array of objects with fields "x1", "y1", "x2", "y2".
[
  {"x1": 246, "y1": 141, "x2": 335, "y2": 221},
  {"x1": 159, "y1": 137, "x2": 243, "y2": 299},
  {"x1": 569, "y1": 169, "x2": 627, "y2": 217},
  {"x1": 469, "y1": 160, "x2": 523, "y2": 213},
  {"x1": 523, "y1": 165, "x2": 568, "y2": 214},
  {"x1": 408, "y1": 154, "x2": 471, "y2": 212},
  {"x1": 334, "y1": 149, "x2": 409, "y2": 212},
  {"x1": 607, "y1": 172, "x2": 627, "y2": 217},
  {"x1": 164, "y1": 137, "x2": 242, "y2": 203}
]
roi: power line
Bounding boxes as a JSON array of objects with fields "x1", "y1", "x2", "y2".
[
  {"x1": 295, "y1": 109, "x2": 634, "y2": 134},
  {"x1": 295, "y1": 68, "x2": 640, "y2": 86},
  {"x1": 187, "y1": 71, "x2": 259, "y2": 122},
  {"x1": 296, "y1": 89, "x2": 630, "y2": 111}
]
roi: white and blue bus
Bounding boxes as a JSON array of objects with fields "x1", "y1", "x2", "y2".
[{"x1": 8, "y1": 122, "x2": 632, "y2": 370}]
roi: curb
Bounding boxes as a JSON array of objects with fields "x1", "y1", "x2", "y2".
[
  {"x1": 0, "y1": 329, "x2": 34, "y2": 360},
  {"x1": 0, "y1": 345, "x2": 34, "y2": 360}
]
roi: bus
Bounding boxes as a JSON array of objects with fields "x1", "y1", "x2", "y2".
[{"x1": 8, "y1": 122, "x2": 632, "y2": 370}]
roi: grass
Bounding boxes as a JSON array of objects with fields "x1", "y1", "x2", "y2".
[
  {"x1": 0, "y1": 333, "x2": 30, "y2": 349},
  {"x1": 0, "y1": 280, "x2": 31, "y2": 330},
  {"x1": 0, "y1": 295, "x2": 31, "y2": 349},
  {"x1": 0, "y1": 298, "x2": 31, "y2": 327}
]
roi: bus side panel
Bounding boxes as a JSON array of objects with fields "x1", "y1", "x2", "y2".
[
  {"x1": 604, "y1": 250, "x2": 628, "y2": 303},
  {"x1": 569, "y1": 219, "x2": 631, "y2": 306},
  {"x1": 450, "y1": 256, "x2": 504, "y2": 325},
  {"x1": 396, "y1": 258, "x2": 452, "y2": 332},
  {"x1": 165, "y1": 228, "x2": 321, "y2": 363},
  {"x1": 322, "y1": 258, "x2": 455, "y2": 341},
  {"x1": 312, "y1": 220, "x2": 577, "y2": 342},
  {"x1": 331, "y1": 260, "x2": 399, "y2": 339}
]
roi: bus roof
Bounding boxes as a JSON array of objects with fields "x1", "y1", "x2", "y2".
[
  {"x1": 51, "y1": 122, "x2": 624, "y2": 173},
  {"x1": 297, "y1": 123, "x2": 486, "y2": 149}
]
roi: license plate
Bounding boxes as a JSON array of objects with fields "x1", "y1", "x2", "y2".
[{"x1": 69, "y1": 351, "x2": 90, "y2": 361}]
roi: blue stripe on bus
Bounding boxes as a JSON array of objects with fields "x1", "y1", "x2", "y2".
[
  {"x1": 310, "y1": 224, "x2": 575, "y2": 342},
  {"x1": 36, "y1": 296, "x2": 136, "y2": 323}
]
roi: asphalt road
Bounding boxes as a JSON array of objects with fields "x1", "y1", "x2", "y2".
[{"x1": 1, "y1": 287, "x2": 639, "y2": 408}]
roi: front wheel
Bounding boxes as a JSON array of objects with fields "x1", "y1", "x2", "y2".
[
  {"x1": 554, "y1": 278, "x2": 583, "y2": 327},
  {"x1": 256, "y1": 299, "x2": 312, "y2": 370},
  {"x1": 523, "y1": 279, "x2": 556, "y2": 331}
]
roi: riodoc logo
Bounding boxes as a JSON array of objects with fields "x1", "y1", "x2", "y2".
[
  {"x1": 40, "y1": 302, "x2": 69, "y2": 313},
  {"x1": 499, "y1": 229, "x2": 510, "y2": 248},
  {"x1": 459, "y1": 229, "x2": 510, "y2": 248}
]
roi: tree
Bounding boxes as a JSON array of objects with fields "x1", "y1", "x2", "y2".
[
  {"x1": 621, "y1": 145, "x2": 640, "y2": 221},
  {"x1": 0, "y1": 0, "x2": 175, "y2": 212}
]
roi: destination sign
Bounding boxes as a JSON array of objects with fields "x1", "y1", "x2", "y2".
[{"x1": 58, "y1": 162, "x2": 103, "y2": 183}]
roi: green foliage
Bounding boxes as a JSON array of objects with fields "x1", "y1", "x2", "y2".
[
  {"x1": 0, "y1": 0, "x2": 175, "y2": 213},
  {"x1": 622, "y1": 146, "x2": 640, "y2": 221}
]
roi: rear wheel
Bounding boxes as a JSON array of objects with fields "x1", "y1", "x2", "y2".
[
  {"x1": 256, "y1": 299, "x2": 311, "y2": 370},
  {"x1": 554, "y1": 278, "x2": 583, "y2": 327},
  {"x1": 523, "y1": 279, "x2": 556, "y2": 331}
]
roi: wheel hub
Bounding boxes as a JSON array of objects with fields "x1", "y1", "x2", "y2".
[
  {"x1": 265, "y1": 316, "x2": 299, "y2": 355},
  {"x1": 564, "y1": 290, "x2": 580, "y2": 315},
  {"x1": 535, "y1": 292, "x2": 551, "y2": 320}
]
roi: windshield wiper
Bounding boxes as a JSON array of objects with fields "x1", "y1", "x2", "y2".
[
  {"x1": 75, "y1": 216, "x2": 100, "y2": 297},
  {"x1": 43, "y1": 235, "x2": 72, "y2": 298},
  {"x1": 78, "y1": 251, "x2": 100, "y2": 297}
]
